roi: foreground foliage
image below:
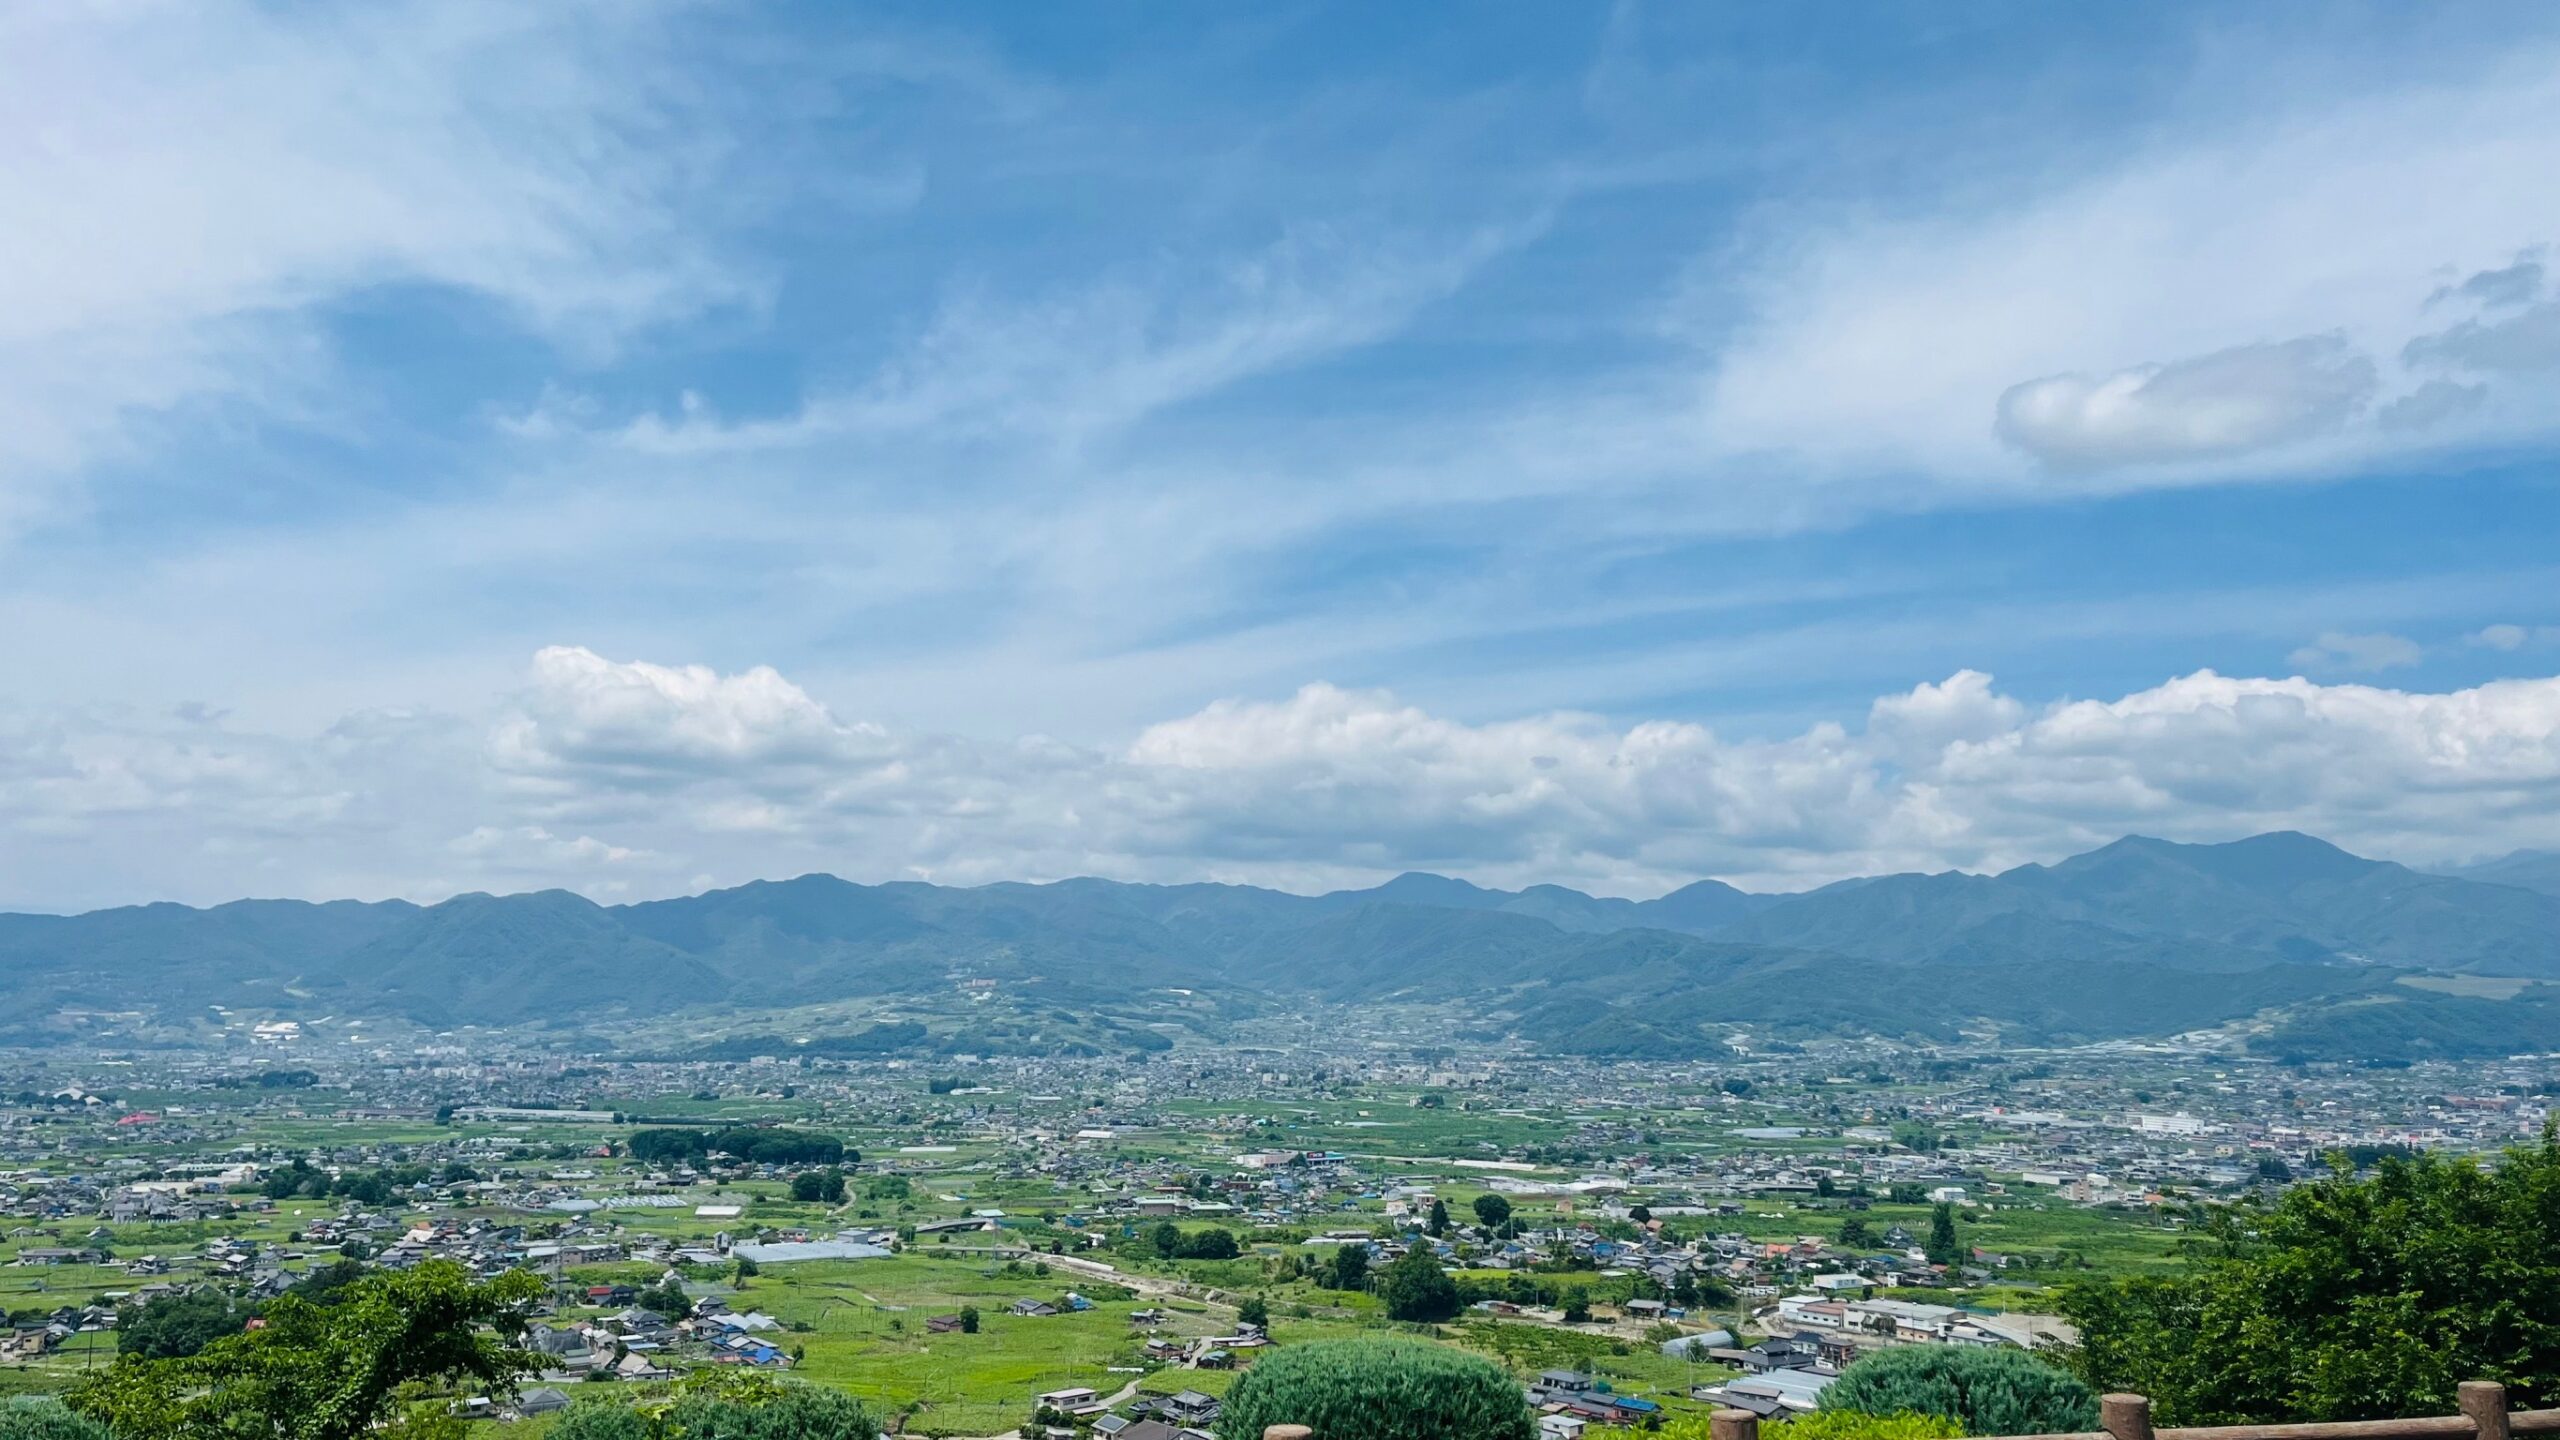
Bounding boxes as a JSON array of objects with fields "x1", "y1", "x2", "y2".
[
  {"x1": 1620, "y1": 1411, "x2": 1965, "y2": 1440},
  {"x1": 1219, "y1": 1337, "x2": 1534, "y2": 1440},
  {"x1": 552, "y1": 1373, "x2": 878, "y2": 1440},
  {"x1": 64, "y1": 1261, "x2": 545, "y2": 1440},
  {"x1": 1821, "y1": 1345, "x2": 2097, "y2": 1436},
  {"x1": 2062, "y1": 1122, "x2": 2560, "y2": 1423},
  {"x1": 0, "y1": 1398, "x2": 111, "y2": 1440}
]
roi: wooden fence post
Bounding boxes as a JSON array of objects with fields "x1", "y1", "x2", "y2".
[
  {"x1": 1711, "y1": 1408, "x2": 1761, "y2": 1440},
  {"x1": 2103, "y1": 1394, "x2": 2155, "y2": 1440},
  {"x1": 2460, "y1": 1381, "x2": 2510, "y2": 1440}
]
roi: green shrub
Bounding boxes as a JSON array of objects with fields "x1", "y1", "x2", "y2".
[
  {"x1": 1627, "y1": 1411, "x2": 1964, "y2": 1440},
  {"x1": 0, "y1": 1397, "x2": 112, "y2": 1440},
  {"x1": 665, "y1": 1382, "x2": 878, "y2": 1439},
  {"x1": 548, "y1": 1407, "x2": 654, "y2": 1440},
  {"x1": 1822, "y1": 1346, "x2": 2096, "y2": 1436},
  {"x1": 1781, "y1": 1411, "x2": 1970, "y2": 1440},
  {"x1": 1220, "y1": 1337, "x2": 1534, "y2": 1440},
  {"x1": 542, "y1": 1381, "x2": 876, "y2": 1440}
]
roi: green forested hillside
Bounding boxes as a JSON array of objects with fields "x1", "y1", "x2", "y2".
[{"x1": 0, "y1": 831, "x2": 2550, "y2": 1056}]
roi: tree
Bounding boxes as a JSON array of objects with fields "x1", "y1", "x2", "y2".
[
  {"x1": 287, "y1": 1260, "x2": 370, "y2": 1305},
  {"x1": 1838, "y1": 1217, "x2": 1875, "y2": 1249},
  {"x1": 1471, "y1": 1194, "x2": 1512, "y2": 1230},
  {"x1": 664, "y1": 1375, "x2": 877, "y2": 1439},
  {"x1": 1887, "y1": 1183, "x2": 1927, "y2": 1205},
  {"x1": 1220, "y1": 1338, "x2": 1533, "y2": 1440},
  {"x1": 67, "y1": 1261, "x2": 547, "y2": 1440},
  {"x1": 1237, "y1": 1295, "x2": 1270, "y2": 1329},
  {"x1": 1148, "y1": 1221, "x2": 1183, "y2": 1258},
  {"x1": 789, "y1": 1170, "x2": 847, "y2": 1205},
  {"x1": 1329, "y1": 1244, "x2": 1371, "y2": 1292},
  {"x1": 1925, "y1": 1204, "x2": 1959, "y2": 1265},
  {"x1": 1628, "y1": 1204, "x2": 1652, "y2": 1225},
  {"x1": 957, "y1": 1305, "x2": 980, "y2": 1334},
  {"x1": 1377, "y1": 1249, "x2": 1460, "y2": 1323},
  {"x1": 734, "y1": 1255, "x2": 760, "y2": 1284},
  {"x1": 2063, "y1": 1124, "x2": 2560, "y2": 1423},
  {"x1": 637, "y1": 1280, "x2": 690, "y2": 1320},
  {"x1": 1426, "y1": 1199, "x2": 1450, "y2": 1237},
  {"x1": 1820, "y1": 1345, "x2": 2097, "y2": 1436},
  {"x1": 0, "y1": 1397, "x2": 112, "y2": 1440},
  {"x1": 1560, "y1": 1296, "x2": 1592, "y2": 1324},
  {"x1": 1178, "y1": 1228, "x2": 1240, "y2": 1260},
  {"x1": 117, "y1": 1287, "x2": 258, "y2": 1359}
]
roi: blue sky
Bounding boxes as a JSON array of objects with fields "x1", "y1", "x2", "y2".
[{"x1": 4, "y1": 1, "x2": 2559, "y2": 909}]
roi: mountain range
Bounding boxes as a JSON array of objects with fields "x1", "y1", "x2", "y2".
[{"x1": 4, "y1": 831, "x2": 2556, "y2": 1060}]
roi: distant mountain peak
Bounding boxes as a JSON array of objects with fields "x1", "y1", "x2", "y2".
[{"x1": 1353, "y1": 872, "x2": 1503, "y2": 906}]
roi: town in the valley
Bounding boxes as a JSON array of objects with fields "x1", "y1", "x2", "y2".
[{"x1": 4, "y1": 1018, "x2": 2545, "y2": 1437}]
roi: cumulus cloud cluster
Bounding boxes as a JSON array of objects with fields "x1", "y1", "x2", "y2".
[{"x1": 6, "y1": 648, "x2": 2560, "y2": 912}]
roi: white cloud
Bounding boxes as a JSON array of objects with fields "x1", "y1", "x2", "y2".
[
  {"x1": 6, "y1": 649, "x2": 2560, "y2": 909},
  {"x1": 2470, "y1": 623, "x2": 2560, "y2": 652},
  {"x1": 2405, "y1": 301, "x2": 2560, "y2": 373},
  {"x1": 519, "y1": 218, "x2": 1537, "y2": 462},
  {"x1": 1694, "y1": 58, "x2": 2560, "y2": 488},
  {"x1": 0, "y1": 0, "x2": 751, "y2": 529},
  {"x1": 2376, "y1": 378, "x2": 2488, "y2": 432},
  {"x1": 1995, "y1": 336, "x2": 2377, "y2": 470},
  {"x1": 2288, "y1": 631, "x2": 2424, "y2": 674},
  {"x1": 493, "y1": 646, "x2": 882, "y2": 787}
]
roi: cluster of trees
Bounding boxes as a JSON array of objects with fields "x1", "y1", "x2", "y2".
[
  {"x1": 634, "y1": 1279, "x2": 693, "y2": 1321},
  {"x1": 213, "y1": 1070, "x2": 319, "y2": 1089},
  {"x1": 2062, "y1": 1124, "x2": 2560, "y2": 1423},
  {"x1": 789, "y1": 1169, "x2": 848, "y2": 1203},
  {"x1": 259, "y1": 1159, "x2": 477, "y2": 1204},
  {"x1": 626, "y1": 1127, "x2": 850, "y2": 1167},
  {"x1": 112, "y1": 1265, "x2": 379, "y2": 1362},
  {"x1": 112, "y1": 1289, "x2": 260, "y2": 1361},
  {"x1": 1146, "y1": 1223, "x2": 1240, "y2": 1260}
]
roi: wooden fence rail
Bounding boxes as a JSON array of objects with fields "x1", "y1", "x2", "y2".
[{"x1": 1256, "y1": 1379, "x2": 2559, "y2": 1440}]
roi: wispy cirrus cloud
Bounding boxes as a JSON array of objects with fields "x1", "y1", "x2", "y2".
[{"x1": 0, "y1": 0, "x2": 778, "y2": 531}]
